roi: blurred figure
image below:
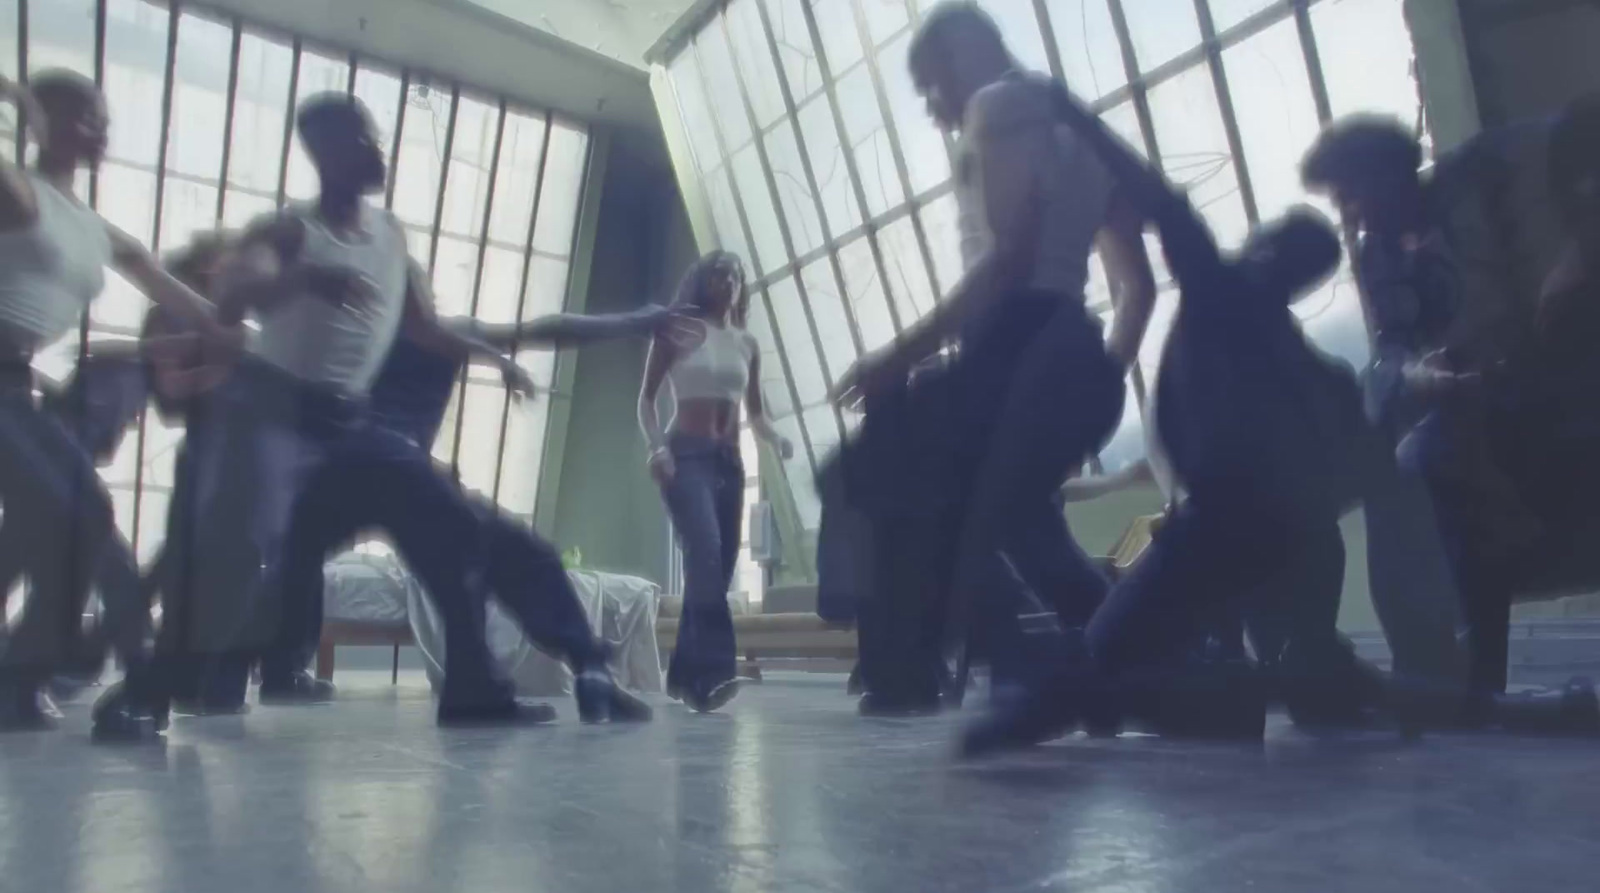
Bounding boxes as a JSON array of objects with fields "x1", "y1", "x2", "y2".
[
  {"x1": 0, "y1": 70, "x2": 237, "y2": 739},
  {"x1": 638, "y1": 251, "x2": 792, "y2": 713},
  {"x1": 826, "y1": 2, "x2": 1156, "y2": 715}
]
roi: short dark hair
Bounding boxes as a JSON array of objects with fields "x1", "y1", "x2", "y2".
[
  {"x1": 28, "y1": 68, "x2": 100, "y2": 115},
  {"x1": 296, "y1": 92, "x2": 367, "y2": 139},
  {"x1": 1246, "y1": 205, "x2": 1342, "y2": 299},
  {"x1": 1549, "y1": 93, "x2": 1600, "y2": 225},
  {"x1": 908, "y1": 2, "x2": 1007, "y2": 80},
  {"x1": 1301, "y1": 115, "x2": 1423, "y2": 193}
]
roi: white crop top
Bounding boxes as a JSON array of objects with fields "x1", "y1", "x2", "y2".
[
  {"x1": 669, "y1": 320, "x2": 754, "y2": 402},
  {"x1": 0, "y1": 172, "x2": 110, "y2": 352},
  {"x1": 955, "y1": 74, "x2": 1117, "y2": 299},
  {"x1": 248, "y1": 204, "x2": 411, "y2": 397}
]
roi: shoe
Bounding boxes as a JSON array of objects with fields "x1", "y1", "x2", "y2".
[
  {"x1": 91, "y1": 681, "x2": 169, "y2": 744},
  {"x1": 574, "y1": 666, "x2": 653, "y2": 724},
  {"x1": 857, "y1": 691, "x2": 942, "y2": 718},
  {"x1": 1494, "y1": 677, "x2": 1600, "y2": 736},
  {"x1": 959, "y1": 677, "x2": 1083, "y2": 759},
  {"x1": 0, "y1": 677, "x2": 57, "y2": 733},
  {"x1": 437, "y1": 698, "x2": 558, "y2": 728},
  {"x1": 684, "y1": 678, "x2": 741, "y2": 714},
  {"x1": 1142, "y1": 661, "x2": 1267, "y2": 740},
  {"x1": 259, "y1": 671, "x2": 337, "y2": 705}
]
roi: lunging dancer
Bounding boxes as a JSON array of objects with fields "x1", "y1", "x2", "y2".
[
  {"x1": 639, "y1": 251, "x2": 792, "y2": 713},
  {"x1": 828, "y1": 2, "x2": 1156, "y2": 714},
  {"x1": 0, "y1": 71, "x2": 238, "y2": 738}
]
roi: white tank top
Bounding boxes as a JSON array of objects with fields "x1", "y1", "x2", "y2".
[
  {"x1": 0, "y1": 172, "x2": 110, "y2": 351},
  {"x1": 669, "y1": 320, "x2": 753, "y2": 402},
  {"x1": 248, "y1": 205, "x2": 410, "y2": 396},
  {"x1": 955, "y1": 75, "x2": 1116, "y2": 299}
]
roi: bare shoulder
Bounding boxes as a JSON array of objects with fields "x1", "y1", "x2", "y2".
[{"x1": 967, "y1": 77, "x2": 1053, "y2": 139}]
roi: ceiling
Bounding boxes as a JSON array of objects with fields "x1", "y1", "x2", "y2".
[{"x1": 462, "y1": 0, "x2": 703, "y2": 70}]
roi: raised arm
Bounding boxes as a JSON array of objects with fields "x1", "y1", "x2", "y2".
[
  {"x1": 460, "y1": 304, "x2": 689, "y2": 351},
  {"x1": 106, "y1": 225, "x2": 232, "y2": 342}
]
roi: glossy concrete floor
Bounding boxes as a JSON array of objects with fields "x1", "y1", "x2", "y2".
[{"x1": 3, "y1": 672, "x2": 1598, "y2": 893}]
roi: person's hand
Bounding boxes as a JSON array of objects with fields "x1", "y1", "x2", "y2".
[
  {"x1": 774, "y1": 435, "x2": 795, "y2": 461},
  {"x1": 500, "y1": 359, "x2": 538, "y2": 400},
  {"x1": 648, "y1": 448, "x2": 677, "y2": 486},
  {"x1": 1403, "y1": 363, "x2": 1479, "y2": 398},
  {"x1": 294, "y1": 263, "x2": 378, "y2": 309},
  {"x1": 831, "y1": 349, "x2": 908, "y2": 412}
]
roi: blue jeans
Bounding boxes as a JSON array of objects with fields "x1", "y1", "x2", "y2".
[{"x1": 661, "y1": 434, "x2": 743, "y2": 693}]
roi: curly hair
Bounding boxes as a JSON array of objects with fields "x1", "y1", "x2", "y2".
[{"x1": 1301, "y1": 115, "x2": 1423, "y2": 194}]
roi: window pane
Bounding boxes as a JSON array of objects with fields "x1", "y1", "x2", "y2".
[
  {"x1": 392, "y1": 81, "x2": 450, "y2": 229},
  {"x1": 765, "y1": 118, "x2": 825, "y2": 256},
  {"x1": 811, "y1": 0, "x2": 863, "y2": 78},
  {"x1": 878, "y1": 213, "x2": 937, "y2": 322},
  {"x1": 771, "y1": 414, "x2": 818, "y2": 527},
  {"x1": 1121, "y1": 0, "x2": 1202, "y2": 73},
  {"x1": 726, "y1": 0, "x2": 785, "y2": 129},
  {"x1": 766, "y1": 275, "x2": 827, "y2": 406},
  {"x1": 158, "y1": 179, "x2": 219, "y2": 255},
  {"x1": 455, "y1": 382, "x2": 508, "y2": 498},
  {"x1": 1146, "y1": 64, "x2": 1249, "y2": 249},
  {"x1": 28, "y1": 0, "x2": 97, "y2": 75},
  {"x1": 102, "y1": 0, "x2": 170, "y2": 171},
  {"x1": 973, "y1": 0, "x2": 1051, "y2": 74},
  {"x1": 487, "y1": 110, "x2": 548, "y2": 247},
  {"x1": 877, "y1": 29, "x2": 951, "y2": 198},
  {"x1": 221, "y1": 189, "x2": 275, "y2": 230},
  {"x1": 730, "y1": 141, "x2": 786, "y2": 274},
  {"x1": 668, "y1": 52, "x2": 721, "y2": 172},
  {"x1": 522, "y1": 255, "x2": 570, "y2": 320},
  {"x1": 471, "y1": 246, "x2": 525, "y2": 325},
  {"x1": 429, "y1": 235, "x2": 477, "y2": 317},
  {"x1": 1311, "y1": 0, "x2": 1420, "y2": 125},
  {"x1": 530, "y1": 121, "x2": 587, "y2": 256},
  {"x1": 226, "y1": 31, "x2": 294, "y2": 196},
  {"x1": 837, "y1": 234, "x2": 897, "y2": 352},
  {"x1": 496, "y1": 363, "x2": 553, "y2": 514},
  {"x1": 93, "y1": 164, "x2": 155, "y2": 330},
  {"x1": 799, "y1": 256, "x2": 858, "y2": 379},
  {"x1": 1100, "y1": 100, "x2": 1149, "y2": 159},
  {"x1": 795, "y1": 92, "x2": 860, "y2": 238},
  {"x1": 0, "y1": 0, "x2": 16, "y2": 160},
  {"x1": 706, "y1": 166, "x2": 751, "y2": 264},
  {"x1": 1223, "y1": 18, "x2": 1322, "y2": 224},
  {"x1": 439, "y1": 94, "x2": 498, "y2": 240},
  {"x1": 165, "y1": 11, "x2": 231, "y2": 183},
  {"x1": 766, "y1": 0, "x2": 825, "y2": 103},
  {"x1": 695, "y1": 22, "x2": 751, "y2": 152},
  {"x1": 1044, "y1": 0, "x2": 1128, "y2": 101},
  {"x1": 1209, "y1": 0, "x2": 1280, "y2": 33},
  {"x1": 860, "y1": 0, "x2": 910, "y2": 47},
  {"x1": 918, "y1": 192, "x2": 964, "y2": 297},
  {"x1": 835, "y1": 66, "x2": 903, "y2": 218},
  {"x1": 747, "y1": 294, "x2": 795, "y2": 419},
  {"x1": 285, "y1": 50, "x2": 353, "y2": 201}
]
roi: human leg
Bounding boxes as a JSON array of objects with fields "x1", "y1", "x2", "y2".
[{"x1": 660, "y1": 436, "x2": 742, "y2": 711}]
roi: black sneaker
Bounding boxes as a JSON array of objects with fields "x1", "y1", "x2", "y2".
[
  {"x1": 437, "y1": 698, "x2": 558, "y2": 728},
  {"x1": 684, "y1": 678, "x2": 742, "y2": 714},
  {"x1": 1495, "y1": 677, "x2": 1600, "y2": 736},
  {"x1": 857, "y1": 691, "x2": 942, "y2": 718},
  {"x1": 259, "y1": 671, "x2": 337, "y2": 706},
  {"x1": 90, "y1": 681, "x2": 169, "y2": 744}
]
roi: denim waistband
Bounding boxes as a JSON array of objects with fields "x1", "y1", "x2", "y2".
[{"x1": 669, "y1": 433, "x2": 742, "y2": 462}]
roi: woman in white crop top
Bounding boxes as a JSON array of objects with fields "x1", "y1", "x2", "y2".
[
  {"x1": 637, "y1": 251, "x2": 791, "y2": 712},
  {"x1": 0, "y1": 71, "x2": 235, "y2": 738}
]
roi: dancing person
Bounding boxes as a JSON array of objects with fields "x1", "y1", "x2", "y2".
[
  {"x1": 960, "y1": 83, "x2": 1373, "y2": 756},
  {"x1": 0, "y1": 71, "x2": 238, "y2": 738},
  {"x1": 639, "y1": 250, "x2": 792, "y2": 713},
  {"x1": 827, "y1": 2, "x2": 1155, "y2": 714},
  {"x1": 109, "y1": 92, "x2": 567, "y2": 732}
]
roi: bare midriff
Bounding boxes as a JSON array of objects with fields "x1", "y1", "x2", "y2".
[{"x1": 669, "y1": 396, "x2": 742, "y2": 446}]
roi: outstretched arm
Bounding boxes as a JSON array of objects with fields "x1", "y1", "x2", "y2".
[
  {"x1": 457, "y1": 305, "x2": 687, "y2": 351},
  {"x1": 402, "y1": 260, "x2": 535, "y2": 396}
]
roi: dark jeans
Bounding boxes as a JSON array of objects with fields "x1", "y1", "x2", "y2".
[
  {"x1": 160, "y1": 362, "x2": 509, "y2": 705},
  {"x1": 660, "y1": 434, "x2": 743, "y2": 693},
  {"x1": 261, "y1": 455, "x2": 603, "y2": 683},
  {"x1": 0, "y1": 377, "x2": 146, "y2": 679}
]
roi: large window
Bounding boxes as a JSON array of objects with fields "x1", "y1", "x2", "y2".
[
  {"x1": 658, "y1": 0, "x2": 1419, "y2": 527},
  {"x1": 0, "y1": 0, "x2": 591, "y2": 563}
]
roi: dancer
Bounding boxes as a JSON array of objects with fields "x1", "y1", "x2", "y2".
[
  {"x1": 0, "y1": 71, "x2": 238, "y2": 737},
  {"x1": 638, "y1": 250, "x2": 792, "y2": 713},
  {"x1": 111, "y1": 92, "x2": 579, "y2": 732},
  {"x1": 959, "y1": 83, "x2": 1370, "y2": 756},
  {"x1": 828, "y1": 2, "x2": 1155, "y2": 714}
]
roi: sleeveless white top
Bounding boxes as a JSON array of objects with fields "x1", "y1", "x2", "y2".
[
  {"x1": 955, "y1": 75, "x2": 1116, "y2": 299},
  {"x1": 0, "y1": 172, "x2": 110, "y2": 351},
  {"x1": 669, "y1": 320, "x2": 753, "y2": 402},
  {"x1": 248, "y1": 204, "x2": 410, "y2": 397}
]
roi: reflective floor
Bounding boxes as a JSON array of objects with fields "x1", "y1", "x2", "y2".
[{"x1": 3, "y1": 672, "x2": 1598, "y2": 893}]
